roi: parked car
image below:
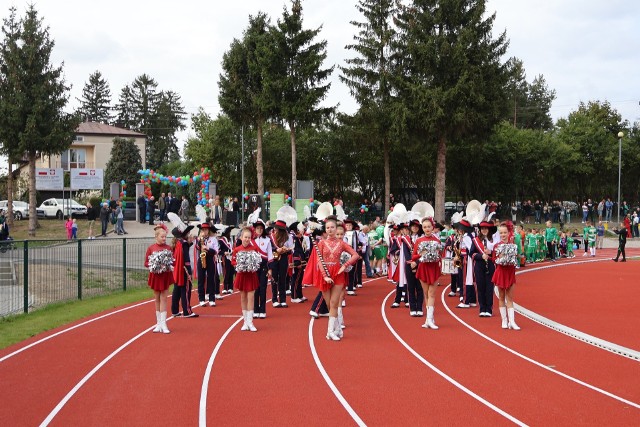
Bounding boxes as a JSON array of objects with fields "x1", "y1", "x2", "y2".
[
  {"x1": 37, "y1": 198, "x2": 88, "y2": 219},
  {"x1": 0, "y1": 200, "x2": 29, "y2": 220}
]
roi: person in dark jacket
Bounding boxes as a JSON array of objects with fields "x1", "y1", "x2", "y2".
[
  {"x1": 612, "y1": 223, "x2": 627, "y2": 262},
  {"x1": 137, "y1": 195, "x2": 147, "y2": 224},
  {"x1": 148, "y1": 196, "x2": 156, "y2": 226},
  {"x1": 99, "y1": 203, "x2": 110, "y2": 237},
  {"x1": 87, "y1": 202, "x2": 97, "y2": 239}
]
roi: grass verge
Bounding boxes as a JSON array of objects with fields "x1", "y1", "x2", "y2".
[{"x1": 0, "y1": 287, "x2": 151, "y2": 350}]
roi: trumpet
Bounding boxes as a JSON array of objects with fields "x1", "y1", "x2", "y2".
[
  {"x1": 391, "y1": 254, "x2": 399, "y2": 265},
  {"x1": 452, "y1": 235, "x2": 463, "y2": 268}
]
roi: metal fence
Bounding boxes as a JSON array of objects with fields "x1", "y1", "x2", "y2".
[{"x1": 0, "y1": 237, "x2": 155, "y2": 317}]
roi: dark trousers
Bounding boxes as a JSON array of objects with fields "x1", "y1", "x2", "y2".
[
  {"x1": 450, "y1": 272, "x2": 462, "y2": 295},
  {"x1": 197, "y1": 259, "x2": 217, "y2": 302},
  {"x1": 475, "y1": 266, "x2": 495, "y2": 314},
  {"x1": 347, "y1": 267, "x2": 357, "y2": 292},
  {"x1": 463, "y1": 261, "x2": 477, "y2": 304},
  {"x1": 311, "y1": 292, "x2": 328, "y2": 314},
  {"x1": 355, "y1": 258, "x2": 364, "y2": 285},
  {"x1": 547, "y1": 242, "x2": 556, "y2": 260},
  {"x1": 406, "y1": 266, "x2": 423, "y2": 312},
  {"x1": 271, "y1": 257, "x2": 288, "y2": 304},
  {"x1": 253, "y1": 262, "x2": 269, "y2": 314},
  {"x1": 139, "y1": 207, "x2": 146, "y2": 223},
  {"x1": 615, "y1": 244, "x2": 626, "y2": 261},
  {"x1": 290, "y1": 266, "x2": 304, "y2": 299},
  {"x1": 101, "y1": 218, "x2": 108, "y2": 236},
  {"x1": 223, "y1": 258, "x2": 234, "y2": 292},
  {"x1": 393, "y1": 283, "x2": 405, "y2": 304},
  {"x1": 171, "y1": 278, "x2": 194, "y2": 315}
]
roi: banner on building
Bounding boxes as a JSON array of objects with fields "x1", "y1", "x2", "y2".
[{"x1": 35, "y1": 168, "x2": 64, "y2": 190}]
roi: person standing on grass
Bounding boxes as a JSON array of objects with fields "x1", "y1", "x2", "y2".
[
  {"x1": 232, "y1": 227, "x2": 260, "y2": 332},
  {"x1": 612, "y1": 223, "x2": 627, "y2": 262},
  {"x1": 411, "y1": 218, "x2": 442, "y2": 329},
  {"x1": 303, "y1": 216, "x2": 359, "y2": 341},
  {"x1": 72, "y1": 219, "x2": 78, "y2": 239},
  {"x1": 86, "y1": 202, "x2": 96, "y2": 239},
  {"x1": 65, "y1": 216, "x2": 73, "y2": 240},
  {"x1": 99, "y1": 202, "x2": 110, "y2": 237},
  {"x1": 145, "y1": 225, "x2": 174, "y2": 334},
  {"x1": 493, "y1": 223, "x2": 520, "y2": 330}
]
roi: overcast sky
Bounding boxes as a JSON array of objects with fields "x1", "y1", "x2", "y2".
[{"x1": 2, "y1": 0, "x2": 639, "y2": 169}]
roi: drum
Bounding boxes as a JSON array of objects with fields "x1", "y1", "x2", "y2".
[{"x1": 441, "y1": 257, "x2": 458, "y2": 274}]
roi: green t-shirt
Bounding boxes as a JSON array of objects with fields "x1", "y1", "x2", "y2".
[
  {"x1": 526, "y1": 233, "x2": 537, "y2": 248},
  {"x1": 545, "y1": 227, "x2": 558, "y2": 243},
  {"x1": 584, "y1": 226, "x2": 596, "y2": 242}
]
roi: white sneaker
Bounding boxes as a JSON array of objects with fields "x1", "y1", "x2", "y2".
[
  {"x1": 457, "y1": 303, "x2": 470, "y2": 308},
  {"x1": 309, "y1": 310, "x2": 319, "y2": 318},
  {"x1": 416, "y1": 311, "x2": 424, "y2": 316},
  {"x1": 286, "y1": 290, "x2": 291, "y2": 295},
  {"x1": 582, "y1": 252, "x2": 588, "y2": 257},
  {"x1": 469, "y1": 303, "x2": 477, "y2": 307},
  {"x1": 391, "y1": 302, "x2": 400, "y2": 308},
  {"x1": 273, "y1": 302, "x2": 281, "y2": 307},
  {"x1": 215, "y1": 294, "x2": 223, "y2": 300},
  {"x1": 200, "y1": 301, "x2": 207, "y2": 307},
  {"x1": 208, "y1": 301, "x2": 216, "y2": 307},
  {"x1": 280, "y1": 303, "x2": 288, "y2": 308},
  {"x1": 341, "y1": 300, "x2": 346, "y2": 307},
  {"x1": 253, "y1": 312, "x2": 259, "y2": 318},
  {"x1": 356, "y1": 284, "x2": 363, "y2": 288},
  {"x1": 291, "y1": 298, "x2": 302, "y2": 303},
  {"x1": 259, "y1": 313, "x2": 266, "y2": 319},
  {"x1": 347, "y1": 291, "x2": 356, "y2": 296},
  {"x1": 410, "y1": 311, "x2": 417, "y2": 316}
]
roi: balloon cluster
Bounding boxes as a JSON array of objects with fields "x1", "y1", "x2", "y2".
[
  {"x1": 119, "y1": 180, "x2": 128, "y2": 198},
  {"x1": 309, "y1": 198, "x2": 319, "y2": 208},
  {"x1": 243, "y1": 192, "x2": 249, "y2": 200},
  {"x1": 138, "y1": 168, "x2": 214, "y2": 206},
  {"x1": 360, "y1": 204, "x2": 369, "y2": 214},
  {"x1": 263, "y1": 191, "x2": 271, "y2": 200},
  {"x1": 284, "y1": 194, "x2": 292, "y2": 204}
]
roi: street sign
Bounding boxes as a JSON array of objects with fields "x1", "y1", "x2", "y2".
[
  {"x1": 70, "y1": 169, "x2": 104, "y2": 190},
  {"x1": 35, "y1": 168, "x2": 64, "y2": 190}
]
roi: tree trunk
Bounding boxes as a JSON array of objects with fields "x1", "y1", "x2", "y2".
[
  {"x1": 7, "y1": 160, "x2": 14, "y2": 227},
  {"x1": 290, "y1": 120, "x2": 297, "y2": 207},
  {"x1": 383, "y1": 137, "x2": 390, "y2": 215},
  {"x1": 28, "y1": 153, "x2": 38, "y2": 237},
  {"x1": 434, "y1": 135, "x2": 447, "y2": 222},
  {"x1": 256, "y1": 120, "x2": 264, "y2": 198}
]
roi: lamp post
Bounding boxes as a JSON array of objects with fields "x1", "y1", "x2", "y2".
[{"x1": 617, "y1": 131, "x2": 624, "y2": 224}]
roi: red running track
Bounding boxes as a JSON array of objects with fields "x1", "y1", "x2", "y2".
[{"x1": 0, "y1": 259, "x2": 639, "y2": 426}]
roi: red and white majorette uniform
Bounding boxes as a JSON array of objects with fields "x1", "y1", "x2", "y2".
[
  {"x1": 412, "y1": 234, "x2": 442, "y2": 285},
  {"x1": 145, "y1": 243, "x2": 174, "y2": 291},
  {"x1": 491, "y1": 240, "x2": 516, "y2": 290},
  {"x1": 303, "y1": 237, "x2": 359, "y2": 292},
  {"x1": 231, "y1": 244, "x2": 260, "y2": 292}
]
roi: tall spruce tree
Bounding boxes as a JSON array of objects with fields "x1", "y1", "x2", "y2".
[
  {"x1": 77, "y1": 70, "x2": 112, "y2": 123},
  {"x1": 103, "y1": 137, "x2": 143, "y2": 193},
  {"x1": 395, "y1": 0, "x2": 509, "y2": 220},
  {"x1": 340, "y1": 0, "x2": 398, "y2": 214},
  {"x1": 271, "y1": 0, "x2": 333, "y2": 203},
  {"x1": 0, "y1": 5, "x2": 80, "y2": 236},
  {"x1": 218, "y1": 12, "x2": 275, "y2": 197}
]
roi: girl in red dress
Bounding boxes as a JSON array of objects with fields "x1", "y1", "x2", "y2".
[
  {"x1": 144, "y1": 225, "x2": 174, "y2": 334},
  {"x1": 334, "y1": 224, "x2": 350, "y2": 335},
  {"x1": 231, "y1": 227, "x2": 260, "y2": 332},
  {"x1": 492, "y1": 223, "x2": 520, "y2": 330},
  {"x1": 304, "y1": 216, "x2": 359, "y2": 341},
  {"x1": 411, "y1": 218, "x2": 441, "y2": 329}
]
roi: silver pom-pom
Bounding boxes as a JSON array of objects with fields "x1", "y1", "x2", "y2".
[
  {"x1": 148, "y1": 249, "x2": 175, "y2": 274},
  {"x1": 236, "y1": 250, "x2": 262, "y2": 272},
  {"x1": 495, "y1": 243, "x2": 518, "y2": 266},
  {"x1": 340, "y1": 251, "x2": 353, "y2": 272},
  {"x1": 418, "y1": 241, "x2": 442, "y2": 263}
]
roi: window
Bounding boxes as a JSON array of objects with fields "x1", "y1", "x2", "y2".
[
  {"x1": 74, "y1": 136, "x2": 84, "y2": 142},
  {"x1": 62, "y1": 148, "x2": 86, "y2": 170}
]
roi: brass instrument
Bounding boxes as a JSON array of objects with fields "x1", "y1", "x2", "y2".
[
  {"x1": 452, "y1": 234, "x2": 463, "y2": 268},
  {"x1": 199, "y1": 236, "x2": 207, "y2": 268},
  {"x1": 392, "y1": 254, "x2": 399, "y2": 265}
]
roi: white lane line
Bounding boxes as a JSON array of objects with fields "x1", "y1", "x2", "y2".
[
  {"x1": 0, "y1": 299, "x2": 154, "y2": 363},
  {"x1": 513, "y1": 259, "x2": 640, "y2": 360},
  {"x1": 1, "y1": 290, "x2": 240, "y2": 364},
  {"x1": 441, "y1": 285, "x2": 640, "y2": 410},
  {"x1": 199, "y1": 316, "x2": 243, "y2": 427},
  {"x1": 381, "y1": 290, "x2": 527, "y2": 426},
  {"x1": 39, "y1": 325, "x2": 156, "y2": 427},
  {"x1": 308, "y1": 318, "x2": 366, "y2": 427}
]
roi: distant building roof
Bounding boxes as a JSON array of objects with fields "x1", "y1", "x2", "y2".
[{"x1": 77, "y1": 122, "x2": 146, "y2": 138}]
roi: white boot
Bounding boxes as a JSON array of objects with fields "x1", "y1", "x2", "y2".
[
  {"x1": 499, "y1": 307, "x2": 508, "y2": 329},
  {"x1": 337, "y1": 306, "x2": 345, "y2": 329},
  {"x1": 159, "y1": 311, "x2": 170, "y2": 334},
  {"x1": 247, "y1": 311, "x2": 257, "y2": 332},
  {"x1": 152, "y1": 311, "x2": 162, "y2": 333},
  {"x1": 426, "y1": 306, "x2": 439, "y2": 329},
  {"x1": 240, "y1": 310, "x2": 249, "y2": 331},
  {"x1": 334, "y1": 312, "x2": 344, "y2": 339},
  {"x1": 507, "y1": 308, "x2": 521, "y2": 330},
  {"x1": 326, "y1": 316, "x2": 340, "y2": 341}
]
